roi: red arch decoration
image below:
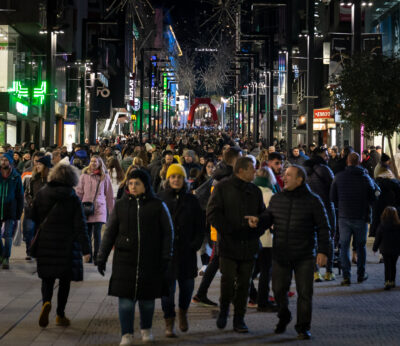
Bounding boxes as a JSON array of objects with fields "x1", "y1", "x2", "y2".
[{"x1": 188, "y1": 98, "x2": 219, "y2": 125}]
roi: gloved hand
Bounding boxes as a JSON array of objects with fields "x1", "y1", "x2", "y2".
[{"x1": 97, "y1": 262, "x2": 106, "y2": 276}]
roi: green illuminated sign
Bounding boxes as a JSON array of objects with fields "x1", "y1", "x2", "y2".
[
  {"x1": 8, "y1": 81, "x2": 47, "y2": 105},
  {"x1": 163, "y1": 73, "x2": 167, "y2": 112}
]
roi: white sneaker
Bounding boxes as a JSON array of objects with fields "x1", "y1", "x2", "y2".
[
  {"x1": 120, "y1": 333, "x2": 134, "y2": 346},
  {"x1": 198, "y1": 265, "x2": 207, "y2": 276},
  {"x1": 141, "y1": 329, "x2": 154, "y2": 342}
]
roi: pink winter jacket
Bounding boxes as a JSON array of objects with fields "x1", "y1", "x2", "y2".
[{"x1": 75, "y1": 170, "x2": 115, "y2": 223}]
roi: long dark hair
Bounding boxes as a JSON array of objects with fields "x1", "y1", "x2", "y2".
[{"x1": 381, "y1": 206, "x2": 400, "y2": 225}]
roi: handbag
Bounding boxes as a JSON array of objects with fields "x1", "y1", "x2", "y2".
[
  {"x1": 29, "y1": 203, "x2": 59, "y2": 257},
  {"x1": 82, "y1": 179, "x2": 101, "y2": 217}
]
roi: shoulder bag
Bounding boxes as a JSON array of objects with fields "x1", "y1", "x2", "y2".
[
  {"x1": 82, "y1": 178, "x2": 101, "y2": 216},
  {"x1": 29, "y1": 202, "x2": 59, "y2": 257}
]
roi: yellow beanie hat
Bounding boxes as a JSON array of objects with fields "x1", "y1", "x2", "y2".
[{"x1": 166, "y1": 164, "x2": 187, "y2": 180}]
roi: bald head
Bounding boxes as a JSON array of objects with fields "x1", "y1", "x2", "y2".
[{"x1": 347, "y1": 152, "x2": 360, "y2": 166}]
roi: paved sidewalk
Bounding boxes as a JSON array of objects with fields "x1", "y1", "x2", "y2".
[{"x1": 1, "y1": 239, "x2": 400, "y2": 345}]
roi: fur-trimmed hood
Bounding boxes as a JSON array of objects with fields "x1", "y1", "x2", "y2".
[{"x1": 48, "y1": 163, "x2": 80, "y2": 187}]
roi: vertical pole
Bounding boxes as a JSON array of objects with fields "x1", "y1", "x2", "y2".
[
  {"x1": 148, "y1": 62, "x2": 152, "y2": 141},
  {"x1": 255, "y1": 78, "x2": 260, "y2": 143},
  {"x1": 80, "y1": 68, "x2": 85, "y2": 143},
  {"x1": 247, "y1": 86, "x2": 251, "y2": 137},
  {"x1": 241, "y1": 96, "x2": 245, "y2": 137},
  {"x1": 45, "y1": 0, "x2": 56, "y2": 146},
  {"x1": 139, "y1": 49, "x2": 144, "y2": 144},
  {"x1": 352, "y1": 0, "x2": 362, "y2": 153},
  {"x1": 306, "y1": 0, "x2": 315, "y2": 146},
  {"x1": 286, "y1": 0, "x2": 293, "y2": 151}
]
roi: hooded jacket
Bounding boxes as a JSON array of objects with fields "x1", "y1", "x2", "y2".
[
  {"x1": 97, "y1": 192, "x2": 174, "y2": 299},
  {"x1": 330, "y1": 165, "x2": 377, "y2": 221},
  {"x1": 304, "y1": 156, "x2": 336, "y2": 230},
  {"x1": 0, "y1": 167, "x2": 23, "y2": 221},
  {"x1": 31, "y1": 182, "x2": 90, "y2": 281}
]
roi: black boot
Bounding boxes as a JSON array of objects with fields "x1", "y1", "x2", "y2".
[
  {"x1": 216, "y1": 305, "x2": 229, "y2": 329},
  {"x1": 274, "y1": 314, "x2": 292, "y2": 334},
  {"x1": 233, "y1": 315, "x2": 249, "y2": 333}
]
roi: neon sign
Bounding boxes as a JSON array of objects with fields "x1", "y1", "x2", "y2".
[{"x1": 8, "y1": 81, "x2": 47, "y2": 105}]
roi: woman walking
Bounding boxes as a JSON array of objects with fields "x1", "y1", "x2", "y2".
[
  {"x1": 31, "y1": 164, "x2": 91, "y2": 328},
  {"x1": 158, "y1": 164, "x2": 204, "y2": 337},
  {"x1": 76, "y1": 155, "x2": 114, "y2": 264},
  {"x1": 96, "y1": 169, "x2": 174, "y2": 345},
  {"x1": 23, "y1": 155, "x2": 52, "y2": 260}
]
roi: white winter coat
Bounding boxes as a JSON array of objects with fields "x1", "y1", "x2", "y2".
[{"x1": 258, "y1": 185, "x2": 274, "y2": 248}]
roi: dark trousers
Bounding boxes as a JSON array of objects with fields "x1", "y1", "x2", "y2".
[
  {"x1": 161, "y1": 278, "x2": 194, "y2": 319},
  {"x1": 383, "y1": 254, "x2": 399, "y2": 282},
  {"x1": 41, "y1": 277, "x2": 71, "y2": 317},
  {"x1": 249, "y1": 248, "x2": 273, "y2": 305},
  {"x1": 197, "y1": 252, "x2": 219, "y2": 298},
  {"x1": 87, "y1": 222, "x2": 103, "y2": 262},
  {"x1": 272, "y1": 258, "x2": 314, "y2": 332},
  {"x1": 219, "y1": 257, "x2": 255, "y2": 318}
]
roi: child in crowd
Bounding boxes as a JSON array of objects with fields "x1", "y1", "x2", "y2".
[{"x1": 373, "y1": 206, "x2": 400, "y2": 290}]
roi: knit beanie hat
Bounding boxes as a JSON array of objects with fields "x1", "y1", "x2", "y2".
[
  {"x1": 37, "y1": 155, "x2": 53, "y2": 168},
  {"x1": 381, "y1": 153, "x2": 390, "y2": 164},
  {"x1": 3, "y1": 150, "x2": 14, "y2": 164},
  {"x1": 166, "y1": 164, "x2": 187, "y2": 180},
  {"x1": 128, "y1": 169, "x2": 152, "y2": 193}
]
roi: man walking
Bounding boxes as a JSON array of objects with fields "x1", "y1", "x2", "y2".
[
  {"x1": 267, "y1": 165, "x2": 331, "y2": 339},
  {"x1": 330, "y1": 152, "x2": 377, "y2": 286},
  {"x1": 207, "y1": 157, "x2": 269, "y2": 333},
  {"x1": 0, "y1": 151, "x2": 24, "y2": 269}
]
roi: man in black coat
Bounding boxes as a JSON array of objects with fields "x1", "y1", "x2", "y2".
[
  {"x1": 207, "y1": 157, "x2": 269, "y2": 333},
  {"x1": 330, "y1": 153, "x2": 378, "y2": 286},
  {"x1": 304, "y1": 147, "x2": 336, "y2": 281},
  {"x1": 265, "y1": 165, "x2": 330, "y2": 340}
]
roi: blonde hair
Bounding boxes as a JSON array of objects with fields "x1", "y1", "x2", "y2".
[{"x1": 83, "y1": 155, "x2": 107, "y2": 181}]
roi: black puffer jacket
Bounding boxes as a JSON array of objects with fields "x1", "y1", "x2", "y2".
[
  {"x1": 97, "y1": 192, "x2": 173, "y2": 300},
  {"x1": 330, "y1": 166, "x2": 377, "y2": 221},
  {"x1": 159, "y1": 187, "x2": 204, "y2": 280},
  {"x1": 207, "y1": 175, "x2": 269, "y2": 260},
  {"x1": 31, "y1": 182, "x2": 90, "y2": 281},
  {"x1": 370, "y1": 177, "x2": 400, "y2": 237},
  {"x1": 372, "y1": 222, "x2": 400, "y2": 255},
  {"x1": 267, "y1": 184, "x2": 331, "y2": 261},
  {"x1": 304, "y1": 156, "x2": 336, "y2": 230}
]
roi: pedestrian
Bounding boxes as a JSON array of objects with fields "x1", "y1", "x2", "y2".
[
  {"x1": 361, "y1": 150, "x2": 375, "y2": 178},
  {"x1": 158, "y1": 164, "x2": 204, "y2": 337},
  {"x1": 267, "y1": 152, "x2": 284, "y2": 191},
  {"x1": 288, "y1": 148, "x2": 306, "y2": 166},
  {"x1": 249, "y1": 166, "x2": 279, "y2": 313},
  {"x1": 207, "y1": 157, "x2": 269, "y2": 333},
  {"x1": 23, "y1": 155, "x2": 52, "y2": 260},
  {"x1": 75, "y1": 155, "x2": 114, "y2": 264},
  {"x1": 0, "y1": 151, "x2": 24, "y2": 269},
  {"x1": 192, "y1": 147, "x2": 241, "y2": 307},
  {"x1": 31, "y1": 164, "x2": 91, "y2": 328},
  {"x1": 96, "y1": 169, "x2": 174, "y2": 345},
  {"x1": 267, "y1": 165, "x2": 330, "y2": 340},
  {"x1": 304, "y1": 147, "x2": 336, "y2": 282},
  {"x1": 370, "y1": 153, "x2": 400, "y2": 237},
  {"x1": 373, "y1": 206, "x2": 400, "y2": 290},
  {"x1": 330, "y1": 152, "x2": 378, "y2": 286}
]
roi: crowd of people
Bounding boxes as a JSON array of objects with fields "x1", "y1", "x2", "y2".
[{"x1": 0, "y1": 130, "x2": 400, "y2": 345}]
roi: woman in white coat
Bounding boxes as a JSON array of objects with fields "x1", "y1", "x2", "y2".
[{"x1": 249, "y1": 166, "x2": 278, "y2": 312}]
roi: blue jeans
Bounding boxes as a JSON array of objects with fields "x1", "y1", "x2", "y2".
[
  {"x1": 339, "y1": 218, "x2": 368, "y2": 279},
  {"x1": 0, "y1": 220, "x2": 16, "y2": 259},
  {"x1": 161, "y1": 278, "x2": 194, "y2": 319},
  {"x1": 87, "y1": 222, "x2": 103, "y2": 262},
  {"x1": 118, "y1": 298, "x2": 155, "y2": 334},
  {"x1": 23, "y1": 218, "x2": 35, "y2": 255}
]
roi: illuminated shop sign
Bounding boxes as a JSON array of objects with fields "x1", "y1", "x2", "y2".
[
  {"x1": 16, "y1": 101, "x2": 28, "y2": 116},
  {"x1": 8, "y1": 81, "x2": 47, "y2": 105}
]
